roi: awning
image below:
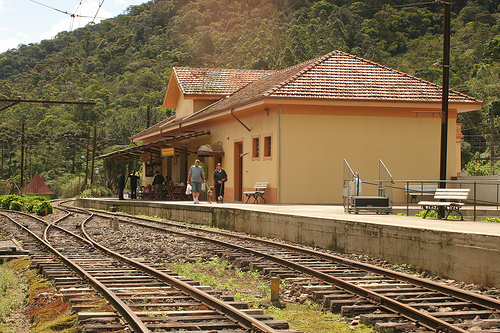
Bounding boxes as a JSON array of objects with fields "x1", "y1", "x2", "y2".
[
  {"x1": 197, "y1": 143, "x2": 224, "y2": 157},
  {"x1": 97, "y1": 130, "x2": 210, "y2": 161}
]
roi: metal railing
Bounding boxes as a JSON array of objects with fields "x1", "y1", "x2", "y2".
[{"x1": 359, "y1": 179, "x2": 500, "y2": 221}]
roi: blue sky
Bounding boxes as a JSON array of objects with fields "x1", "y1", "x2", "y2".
[{"x1": 0, "y1": 0, "x2": 150, "y2": 53}]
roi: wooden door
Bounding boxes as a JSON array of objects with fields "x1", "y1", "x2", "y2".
[{"x1": 234, "y1": 141, "x2": 243, "y2": 201}]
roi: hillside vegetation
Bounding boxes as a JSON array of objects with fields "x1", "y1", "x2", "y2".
[{"x1": 1, "y1": 0, "x2": 500, "y2": 196}]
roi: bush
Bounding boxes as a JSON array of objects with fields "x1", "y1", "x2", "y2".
[
  {"x1": 1, "y1": 195, "x2": 21, "y2": 209},
  {"x1": 8, "y1": 200, "x2": 23, "y2": 211},
  {"x1": 415, "y1": 210, "x2": 438, "y2": 218},
  {"x1": 32, "y1": 200, "x2": 53, "y2": 216},
  {"x1": 79, "y1": 186, "x2": 113, "y2": 198},
  {"x1": 24, "y1": 196, "x2": 47, "y2": 212},
  {"x1": 0, "y1": 195, "x2": 53, "y2": 215}
]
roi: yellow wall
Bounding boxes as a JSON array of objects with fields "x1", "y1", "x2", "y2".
[
  {"x1": 280, "y1": 107, "x2": 458, "y2": 203},
  {"x1": 175, "y1": 95, "x2": 193, "y2": 119},
  {"x1": 174, "y1": 96, "x2": 222, "y2": 119},
  {"x1": 179, "y1": 114, "x2": 280, "y2": 202},
  {"x1": 145, "y1": 103, "x2": 461, "y2": 204}
]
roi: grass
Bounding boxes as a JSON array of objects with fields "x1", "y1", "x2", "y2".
[
  {"x1": 168, "y1": 257, "x2": 268, "y2": 306},
  {"x1": 0, "y1": 259, "x2": 28, "y2": 330},
  {"x1": 266, "y1": 302, "x2": 372, "y2": 333},
  {"x1": 0, "y1": 257, "x2": 79, "y2": 333},
  {"x1": 167, "y1": 258, "x2": 374, "y2": 333},
  {"x1": 483, "y1": 216, "x2": 500, "y2": 223}
]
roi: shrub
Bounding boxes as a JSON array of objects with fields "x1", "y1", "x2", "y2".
[
  {"x1": 32, "y1": 200, "x2": 53, "y2": 216},
  {"x1": 8, "y1": 200, "x2": 23, "y2": 211},
  {"x1": 79, "y1": 186, "x2": 113, "y2": 198},
  {"x1": 483, "y1": 217, "x2": 500, "y2": 223},
  {"x1": 0, "y1": 195, "x2": 53, "y2": 215},
  {"x1": 415, "y1": 210, "x2": 438, "y2": 218},
  {"x1": 24, "y1": 196, "x2": 47, "y2": 212},
  {"x1": 1, "y1": 195, "x2": 21, "y2": 209}
]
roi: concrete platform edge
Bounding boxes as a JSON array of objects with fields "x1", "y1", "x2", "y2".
[{"x1": 76, "y1": 198, "x2": 500, "y2": 287}]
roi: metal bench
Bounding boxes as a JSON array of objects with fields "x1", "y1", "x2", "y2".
[
  {"x1": 405, "y1": 184, "x2": 438, "y2": 202},
  {"x1": 244, "y1": 182, "x2": 268, "y2": 203},
  {"x1": 418, "y1": 188, "x2": 470, "y2": 220}
]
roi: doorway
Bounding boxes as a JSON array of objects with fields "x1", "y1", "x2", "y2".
[{"x1": 234, "y1": 141, "x2": 243, "y2": 201}]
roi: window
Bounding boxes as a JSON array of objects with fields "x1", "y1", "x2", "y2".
[
  {"x1": 252, "y1": 137, "x2": 260, "y2": 159},
  {"x1": 264, "y1": 135, "x2": 272, "y2": 158}
]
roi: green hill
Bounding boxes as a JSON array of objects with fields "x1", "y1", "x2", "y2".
[{"x1": 1, "y1": 0, "x2": 500, "y2": 196}]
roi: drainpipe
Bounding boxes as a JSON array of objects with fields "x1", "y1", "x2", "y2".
[
  {"x1": 230, "y1": 108, "x2": 251, "y2": 132},
  {"x1": 279, "y1": 105, "x2": 282, "y2": 204}
]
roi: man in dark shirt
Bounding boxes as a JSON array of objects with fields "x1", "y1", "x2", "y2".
[
  {"x1": 152, "y1": 171, "x2": 165, "y2": 198},
  {"x1": 128, "y1": 172, "x2": 140, "y2": 199},
  {"x1": 117, "y1": 171, "x2": 126, "y2": 200},
  {"x1": 213, "y1": 163, "x2": 228, "y2": 203}
]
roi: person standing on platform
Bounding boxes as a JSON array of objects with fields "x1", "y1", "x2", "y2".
[
  {"x1": 128, "y1": 172, "x2": 140, "y2": 199},
  {"x1": 188, "y1": 159, "x2": 206, "y2": 204},
  {"x1": 117, "y1": 171, "x2": 126, "y2": 200},
  {"x1": 152, "y1": 170, "x2": 165, "y2": 190},
  {"x1": 213, "y1": 163, "x2": 228, "y2": 203}
]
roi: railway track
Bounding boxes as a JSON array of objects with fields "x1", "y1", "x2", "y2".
[
  {"x1": 60, "y1": 201, "x2": 500, "y2": 333},
  {"x1": 0, "y1": 208, "x2": 299, "y2": 333}
]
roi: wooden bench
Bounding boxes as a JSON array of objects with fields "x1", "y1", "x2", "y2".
[
  {"x1": 418, "y1": 188, "x2": 470, "y2": 220},
  {"x1": 405, "y1": 184, "x2": 438, "y2": 202},
  {"x1": 244, "y1": 182, "x2": 268, "y2": 203}
]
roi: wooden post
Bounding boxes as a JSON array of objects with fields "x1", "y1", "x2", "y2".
[{"x1": 271, "y1": 276, "x2": 280, "y2": 303}]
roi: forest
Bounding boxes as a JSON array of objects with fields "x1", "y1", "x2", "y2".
[{"x1": 1, "y1": 0, "x2": 500, "y2": 197}]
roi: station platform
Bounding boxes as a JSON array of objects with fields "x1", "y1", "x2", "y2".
[{"x1": 75, "y1": 198, "x2": 500, "y2": 288}]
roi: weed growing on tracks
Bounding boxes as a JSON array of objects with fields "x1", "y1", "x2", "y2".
[
  {"x1": 1, "y1": 257, "x2": 78, "y2": 333},
  {"x1": 168, "y1": 257, "x2": 268, "y2": 305},
  {"x1": 0, "y1": 259, "x2": 27, "y2": 328},
  {"x1": 266, "y1": 302, "x2": 372, "y2": 333},
  {"x1": 167, "y1": 258, "x2": 374, "y2": 333}
]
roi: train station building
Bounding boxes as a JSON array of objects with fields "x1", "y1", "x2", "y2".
[{"x1": 104, "y1": 50, "x2": 484, "y2": 204}]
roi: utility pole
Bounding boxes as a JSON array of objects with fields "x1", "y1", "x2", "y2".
[
  {"x1": 437, "y1": 0, "x2": 451, "y2": 219},
  {"x1": 20, "y1": 120, "x2": 25, "y2": 195},
  {"x1": 85, "y1": 128, "x2": 90, "y2": 190},
  {"x1": 491, "y1": 103, "x2": 495, "y2": 175},
  {"x1": 439, "y1": 0, "x2": 451, "y2": 188},
  {"x1": 91, "y1": 121, "x2": 97, "y2": 188},
  {"x1": 147, "y1": 105, "x2": 151, "y2": 128}
]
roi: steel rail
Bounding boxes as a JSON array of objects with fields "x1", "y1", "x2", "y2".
[
  {"x1": 62, "y1": 203, "x2": 500, "y2": 332},
  {"x1": 77, "y1": 214, "x2": 280, "y2": 333},
  {"x1": 74, "y1": 207, "x2": 500, "y2": 333},
  {"x1": 92, "y1": 216, "x2": 470, "y2": 333},
  {"x1": 0, "y1": 212, "x2": 151, "y2": 333},
  {"x1": 91, "y1": 207, "x2": 500, "y2": 311}
]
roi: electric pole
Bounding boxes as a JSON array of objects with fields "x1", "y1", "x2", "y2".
[
  {"x1": 91, "y1": 121, "x2": 97, "y2": 188},
  {"x1": 439, "y1": 0, "x2": 451, "y2": 187},
  {"x1": 491, "y1": 103, "x2": 495, "y2": 175},
  {"x1": 20, "y1": 120, "x2": 25, "y2": 195}
]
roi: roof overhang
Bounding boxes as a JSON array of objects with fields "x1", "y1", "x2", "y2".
[{"x1": 97, "y1": 130, "x2": 210, "y2": 161}]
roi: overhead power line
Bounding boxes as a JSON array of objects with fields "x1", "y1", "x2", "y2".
[
  {"x1": 92, "y1": 0, "x2": 105, "y2": 23},
  {"x1": 29, "y1": 0, "x2": 106, "y2": 20}
]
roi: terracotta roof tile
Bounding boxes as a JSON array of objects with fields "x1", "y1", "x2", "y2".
[
  {"x1": 263, "y1": 52, "x2": 480, "y2": 102},
  {"x1": 189, "y1": 50, "x2": 482, "y2": 119},
  {"x1": 173, "y1": 67, "x2": 276, "y2": 96},
  {"x1": 25, "y1": 173, "x2": 54, "y2": 195}
]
